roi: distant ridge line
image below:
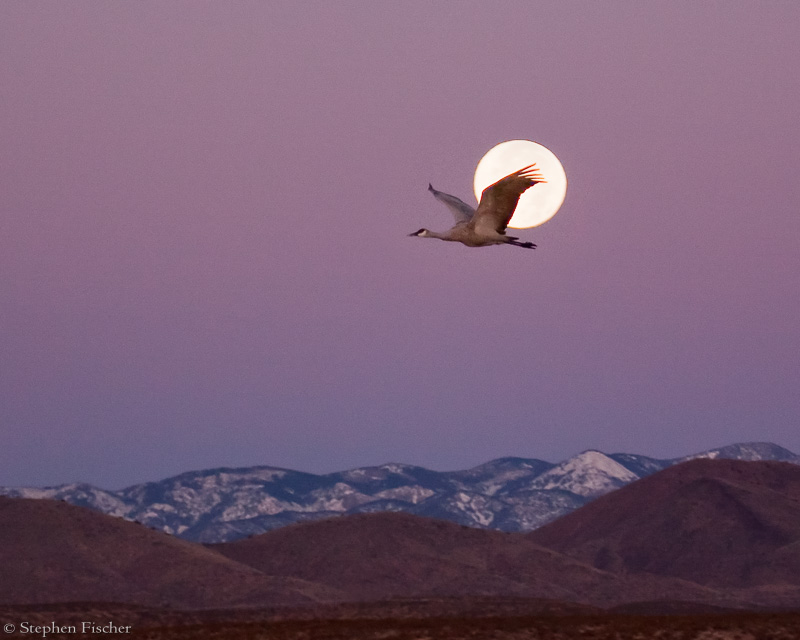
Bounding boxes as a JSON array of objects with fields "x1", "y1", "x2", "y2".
[{"x1": 2, "y1": 441, "x2": 797, "y2": 543}]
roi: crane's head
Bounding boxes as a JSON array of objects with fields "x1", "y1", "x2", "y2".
[{"x1": 409, "y1": 228, "x2": 430, "y2": 237}]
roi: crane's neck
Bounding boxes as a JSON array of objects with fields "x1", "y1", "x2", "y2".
[{"x1": 422, "y1": 229, "x2": 450, "y2": 241}]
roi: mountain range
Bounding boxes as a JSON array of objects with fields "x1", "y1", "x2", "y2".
[
  {"x1": 4, "y1": 457, "x2": 800, "y2": 611},
  {"x1": 2, "y1": 441, "x2": 798, "y2": 543}
]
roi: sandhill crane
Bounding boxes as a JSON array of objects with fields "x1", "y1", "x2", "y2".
[{"x1": 410, "y1": 164, "x2": 545, "y2": 249}]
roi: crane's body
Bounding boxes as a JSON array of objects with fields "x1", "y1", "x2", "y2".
[{"x1": 410, "y1": 164, "x2": 544, "y2": 250}]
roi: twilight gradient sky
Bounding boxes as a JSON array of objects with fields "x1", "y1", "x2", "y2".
[{"x1": 2, "y1": 2, "x2": 798, "y2": 489}]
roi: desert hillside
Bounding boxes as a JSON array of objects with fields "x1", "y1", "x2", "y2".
[
  {"x1": 529, "y1": 459, "x2": 800, "y2": 606},
  {"x1": 0, "y1": 497, "x2": 339, "y2": 608}
]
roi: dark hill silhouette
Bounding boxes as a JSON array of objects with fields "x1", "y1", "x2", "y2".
[
  {"x1": 528, "y1": 459, "x2": 800, "y2": 594},
  {"x1": 0, "y1": 497, "x2": 340, "y2": 607},
  {"x1": 210, "y1": 510, "x2": 725, "y2": 607},
  {"x1": 8, "y1": 460, "x2": 800, "y2": 612}
]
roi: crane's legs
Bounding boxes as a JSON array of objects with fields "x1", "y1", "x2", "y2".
[{"x1": 506, "y1": 239, "x2": 536, "y2": 249}]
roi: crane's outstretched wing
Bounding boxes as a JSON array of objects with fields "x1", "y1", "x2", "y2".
[
  {"x1": 470, "y1": 164, "x2": 545, "y2": 235},
  {"x1": 428, "y1": 183, "x2": 475, "y2": 224}
]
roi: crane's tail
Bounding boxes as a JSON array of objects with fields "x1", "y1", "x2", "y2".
[{"x1": 506, "y1": 238, "x2": 537, "y2": 249}]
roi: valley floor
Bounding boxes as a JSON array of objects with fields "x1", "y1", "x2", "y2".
[
  {"x1": 4, "y1": 605, "x2": 800, "y2": 640},
  {"x1": 120, "y1": 613, "x2": 800, "y2": 640}
]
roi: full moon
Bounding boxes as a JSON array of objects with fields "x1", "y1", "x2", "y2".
[{"x1": 474, "y1": 140, "x2": 567, "y2": 229}]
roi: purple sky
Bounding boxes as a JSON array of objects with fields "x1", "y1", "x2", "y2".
[{"x1": 2, "y1": 2, "x2": 798, "y2": 489}]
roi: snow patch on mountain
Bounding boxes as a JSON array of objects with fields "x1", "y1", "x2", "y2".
[
  {"x1": 677, "y1": 442, "x2": 800, "y2": 464},
  {"x1": 380, "y1": 463, "x2": 413, "y2": 475},
  {"x1": 528, "y1": 451, "x2": 640, "y2": 497},
  {"x1": 0, "y1": 484, "x2": 132, "y2": 517},
  {"x1": 452, "y1": 492, "x2": 495, "y2": 526},
  {"x1": 307, "y1": 483, "x2": 371, "y2": 511},
  {"x1": 374, "y1": 485, "x2": 435, "y2": 504}
]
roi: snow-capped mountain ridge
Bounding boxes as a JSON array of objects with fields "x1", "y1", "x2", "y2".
[
  {"x1": 527, "y1": 450, "x2": 640, "y2": 497},
  {"x1": 2, "y1": 441, "x2": 797, "y2": 542}
]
